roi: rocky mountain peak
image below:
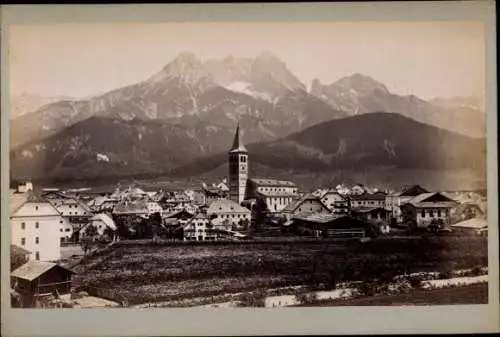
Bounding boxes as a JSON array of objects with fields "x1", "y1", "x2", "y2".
[{"x1": 333, "y1": 73, "x2": 390, "y2": 94}]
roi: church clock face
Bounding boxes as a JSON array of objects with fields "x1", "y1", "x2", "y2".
[{"x1": 240, "y1": 163, "x2": 247, "y2": 171}]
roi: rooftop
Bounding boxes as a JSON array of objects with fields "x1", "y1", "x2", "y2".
[
  {"x1": 207, "y1": 199, "x2": 251, "y2": 214},
  {"x1": 11, "y1": 261, "x2": 74, "y2": 281},
  {"x1": 349, "y1": 191, "x2": 387, "y2": 201},
  {"x1": 250, "y1": 178, "x2": 297, "y2": 187}
]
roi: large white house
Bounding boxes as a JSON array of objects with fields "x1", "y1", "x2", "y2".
[
  {"x1": 10, "y1": 192, "x2": 63, "y2": 262},
  {"x1": 206, "y1": 199, "x2": 251, "y2": 227}
]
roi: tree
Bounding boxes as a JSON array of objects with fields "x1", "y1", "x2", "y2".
[
  {"x1": 103, "y1": 226, "x2": 116, "y2": 242},
  {"x1": 80, "y1": 224, "x2": 98, "y2": 255},
  {"x1": 11, "y1": 246, "x2": 29, "y2": 271},
  {"x1": 252, "y1": 198, "x2": 270, "y2": 229}
]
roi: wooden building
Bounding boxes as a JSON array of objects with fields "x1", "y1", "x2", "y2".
[
  {"x1": 285, "y1": 213, "x2": 369, "y2": 238},
  {"x1": 11, "y1": 261, "x2": 74, "y2": 308}
]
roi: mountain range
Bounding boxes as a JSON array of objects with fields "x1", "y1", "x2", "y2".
[{"x1": 9, "y1": 52, "x2": 486, "y2": 187}]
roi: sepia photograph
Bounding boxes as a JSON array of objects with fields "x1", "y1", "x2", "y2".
[{"x1": 1, "y1": 2, "x2": 498, "y2": 336}]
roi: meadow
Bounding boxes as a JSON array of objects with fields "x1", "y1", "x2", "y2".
[{"x1": 71, "y1": 235, "x2": 488, "y2": 306}]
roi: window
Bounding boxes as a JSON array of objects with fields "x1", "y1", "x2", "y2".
[
  {"x1": 60, "y1": 220, "x2": 64, "y2": 224},
  {"x1": 35, "y1": 222, "x2": 39, "y2": 229},
  {"x1": 437, "y1": 209, "x2": 442, "y2": 217},
  {"x1": 429, "y1": 210, "x2": 434, "y2": 218},
  {"x1": 35, "y1": 206, "x2": 39, "y2": 210},
  {"x1": 21, "y1": 222, "x2": 25, "y2": 230},
  {"x1": 35, "y1": 252, "x2": 40, "y2": 261},
  {"x1": 421, "y1": 210, "x2": 425, "y2": 218},
  {"x1": 65, "y1": 228, "x2": 71, "y2": 232},
  {"x1": 60, "y1": 228, "x2": 63, "y2": 232},
  {"x1": 21, "y1": 238, "x2": 25, "y2": 245},
  {"x1": 35, "y1": 237, "x2": 39, "y2": 244}
]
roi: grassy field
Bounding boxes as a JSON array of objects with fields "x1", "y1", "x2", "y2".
[
  {"x1": 71, "y1": 235, "x2": 488, "y2": 306},
  {"x1": 295, "y1": 283, "x2": 488, "y2": 306}
]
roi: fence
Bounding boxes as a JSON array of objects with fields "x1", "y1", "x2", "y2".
[{"x1": 113, "y1": 236, "x2": 363, "y2": 248}]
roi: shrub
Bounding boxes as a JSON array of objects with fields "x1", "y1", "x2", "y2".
[
  {"x1": 408, "y1": 276, "x2": 423, "y2": 289},
  {"x1": 295, "y1": 292, "x2": 318, "y2": 305},
  {"x1": 438, "y1": 271, "x2": 454, "y2": 280}
]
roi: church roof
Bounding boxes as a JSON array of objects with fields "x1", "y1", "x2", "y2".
[{"x1": 229, "y1": 124, "x2": 247, "y2": 153}]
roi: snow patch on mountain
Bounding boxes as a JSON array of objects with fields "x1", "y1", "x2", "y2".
[
  {"x1": 96, "y1": 153, "x2": 110, "y2": 162},
  {"x1": 224, "y1": 81, "x2": 272, "y2": 102}
]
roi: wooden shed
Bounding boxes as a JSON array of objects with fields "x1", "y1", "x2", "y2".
[{"x1": 11, "y1": 261, "x2": 74, "y2": 308}]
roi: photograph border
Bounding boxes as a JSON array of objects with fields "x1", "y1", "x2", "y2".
[{"x1": 1, "y1": 2, "x2": 498, "y2": 336}]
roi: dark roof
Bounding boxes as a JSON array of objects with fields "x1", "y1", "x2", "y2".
[
  {"x1": 11, "y1": 244, "x2": 31, "y2": 256},
  {"x1": 349, "y1": 191, "x2": 387, "y2": 201},
  {"x1": 11, "y1": 261, "x2": 74, "y2": 281},
  {"x1": 250, "y1": 178, "x2": 297, "y2": 187}
]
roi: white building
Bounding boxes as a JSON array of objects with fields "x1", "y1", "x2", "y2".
[
  {"x1": 146, "y1": 201, "x2": 163, "y2": 216},
  {"x1": 246, "y1": 178, "x2": 299, "y2": 213},
  {"x1": 80, "y1": 213, "x2": 117, "y2": 240},
  {"x1": 206, "y1": 199, "x2": 251, "y2": 227},
  {"x1": 183, "y1": 213, "x2": 216, "y2": 241},
  {"x1": 320, "y1": 190, "x2": 350, "y2": 216},
  {"x1": 10, "y1": 192, "x2": 63, "y2": 262}
]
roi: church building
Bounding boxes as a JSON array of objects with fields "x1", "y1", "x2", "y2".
[{"x1": 227, "y1": 125, "x2": 298, "y2": 214}]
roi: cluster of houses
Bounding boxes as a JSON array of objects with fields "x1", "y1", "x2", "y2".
[{"x1": 9, "y1": 125, "x2": 488, "y2": 307}]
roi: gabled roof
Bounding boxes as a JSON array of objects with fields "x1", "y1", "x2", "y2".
[
  {"x1": 163, "y1": 208, "x2": 195, "y2": 219},
  {"x1": 451, "y1": 218, "x2": 487, "y2": 229},
  {"x1": 282, "y1": 194, "x2": 329, "y2": 214},
  {"x1": 349, "y1": 191, "x2": 387, "y2": 201},
  {"x1": 250, "y1": 178, "x2": 297, "y2": 187},
  {"x1": 11, "y1": 261, "x2": 74, "y2": 281},
  {"x1": 207, "y1": 199, "x2": 250, "y2": 214},
  {"x1": 404, "y1": 192, "x2": 457, "y2": 208},
  {"x1": 11, "y1": 244, "x2": 31, "y2": 256},
  {"x1": 91, "y1": 213, "x2": 117, "y2": 230}
]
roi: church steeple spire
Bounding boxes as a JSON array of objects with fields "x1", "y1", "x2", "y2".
[{"x1": 229, "y1": 123, "x2": 247, "y2": 153}]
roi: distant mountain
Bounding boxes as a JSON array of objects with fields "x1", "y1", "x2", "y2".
[
  {"x1": 12, "y1": 113, "x2": 486, "y2": 190},
  {"x1": 11, "y1": 52, "x2": 345, "y2": 148},
  {"x1": 171, "y1": 112, "x2": 486, "y2": 184},
  {"x1": 429, "y1": 96, "x2": 485, "y2": 111},
  {"x1": 310, "y1": 74, "x2": 485, "y2": 138},
  {"x1": 10, "y1": 116, "x2": 235, "y2": 181},
  {"x1": 10, "y1": 93, "x2": 78, "y2": 119}
]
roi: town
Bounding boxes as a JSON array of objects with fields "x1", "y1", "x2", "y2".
[{"x1": 10, "y1": 125, "x2": 488, "y2": 308}]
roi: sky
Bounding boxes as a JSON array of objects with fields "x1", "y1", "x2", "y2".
[{"x1": 8, "y1": 21, "x2": 485, "y2": 101}]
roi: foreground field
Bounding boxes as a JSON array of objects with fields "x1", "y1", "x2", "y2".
[
  {"x1": 295, "y1": 282, "x2": 488, "y2": 306},
  {"x1": 72, "y1": 235, "x2": 488, "y2": 306}
]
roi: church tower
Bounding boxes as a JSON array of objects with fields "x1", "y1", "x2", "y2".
[{"x1": 228, "y1": 123, "x2": 248, "y2": 205}]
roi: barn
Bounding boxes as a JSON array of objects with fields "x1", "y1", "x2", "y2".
[{"x1": 11, "y1": 261, "x2": 74, "y2": 308}]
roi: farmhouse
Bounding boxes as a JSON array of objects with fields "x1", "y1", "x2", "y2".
[
  {"x1": 286, "y1": 213, "x2": 368, "y2": 238},
  {"x1": 183, "y1": 213, "x2": 216, "y2": 241},
  {"x1": 386, "y1": 185, "x2": 430, "y2": 224},
  {"x1": 320, "y1": 190, "x2": 350, "y2": 216},
  {"x1": 282, "y1": 194, "x2": 330, "y2": 220},
  {"x1": 11, "y1": 191, "x2": 64, "y2": 262},
  {"x1": 349, "y1": 191, "x2": 387, "y2": 209},
  {"x1": 450, "y1": 218, "x2": 488, "y2": 235},
  {"x1": 11, "y1": 261, "x2": 74, "y2": 308},
  {"x1": 400, "y1": 192, "x2": 458, "y2": 229},
  {"x1": 351, "y1": 207, "x2": 388, "y2": 224}
]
